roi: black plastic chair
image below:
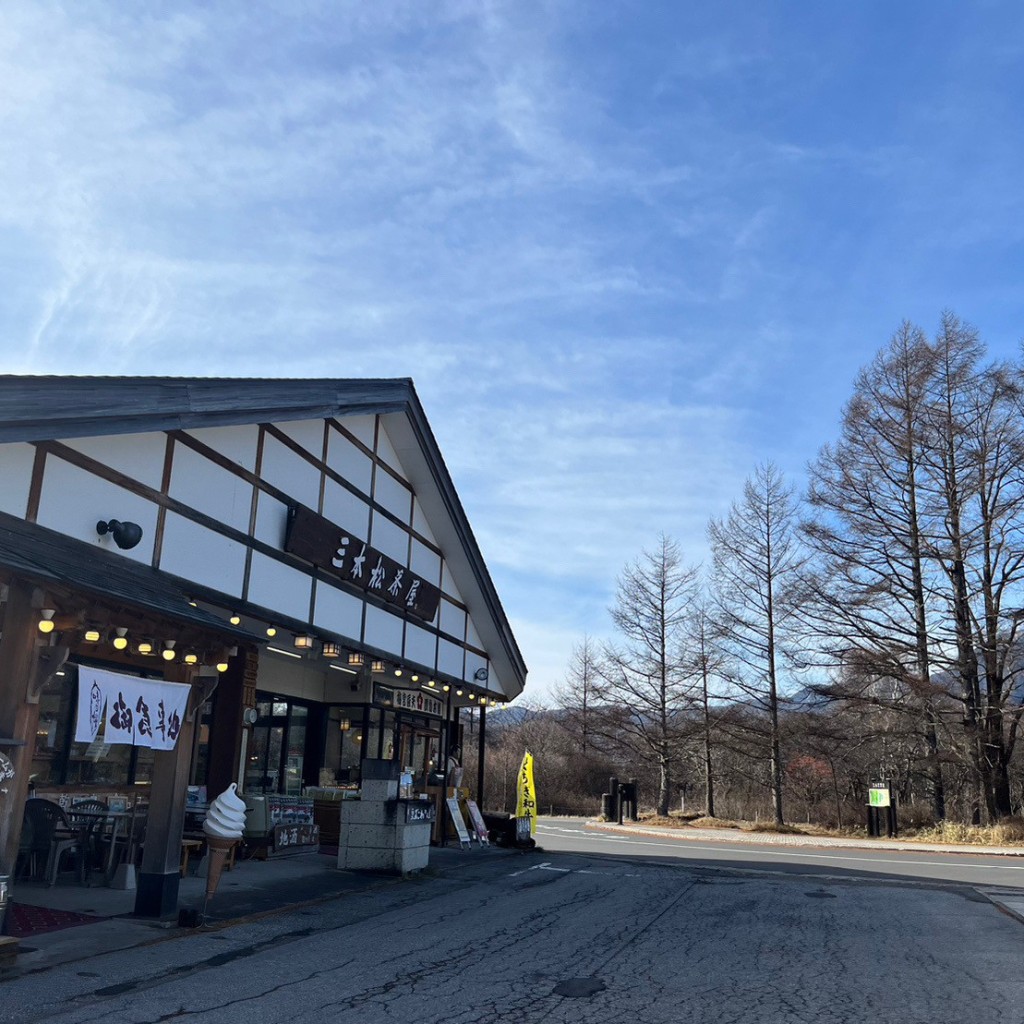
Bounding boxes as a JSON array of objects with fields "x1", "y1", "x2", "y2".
[
  {"x1": 21, "y1": 798, "x2": 86, "y2": 885},
  {"x1": 69, "y1": 799, "x2": 110, "y2": 883}
]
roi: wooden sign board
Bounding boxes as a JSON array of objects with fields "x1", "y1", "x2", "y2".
[
  {"x1": 465, "y1": 799, "x2": 489, "y2": 845},
  {"x1": 446, "y1": 797, "x2": 472, "y2": 847}
]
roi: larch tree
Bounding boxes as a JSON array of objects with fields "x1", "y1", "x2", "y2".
[
  {"x1": 597, "y1": 535, "x2": 699, "y2": 817},
  {"x1": 709, "y1": 462, "x2": 804, "y2": 826},
  {"x1": 802, "y1": 323, "x2": 949, "y2": 819}
]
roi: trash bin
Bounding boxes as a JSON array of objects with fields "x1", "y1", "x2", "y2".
[{"x1": 0, "y1": 874, "x2": 9, "y2": 936}]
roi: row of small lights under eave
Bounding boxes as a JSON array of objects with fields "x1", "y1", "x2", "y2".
[
  {"x1": 37, "y1": 609, "x2": 235, "y2": 671},
  {"x1": 211, "y1": 606, "x2": 505, "y2": 706}
]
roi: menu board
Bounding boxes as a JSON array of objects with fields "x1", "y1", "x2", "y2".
[
  {"x1": 465, "y1": 800, "x2": 489, "y2": 845},
  {"x1": 446, "y1": 797, "x2": 472, "y2": 847}
]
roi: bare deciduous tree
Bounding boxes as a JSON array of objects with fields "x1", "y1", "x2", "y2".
[
  {"x1": 709, "y1": 462, "x2": 804, "y2": 825},
  {"x1": 597, "y1": 535, "x2": 699, "y2": 816}
]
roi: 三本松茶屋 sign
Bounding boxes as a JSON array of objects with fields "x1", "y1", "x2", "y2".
[{"x1": 75, "y1": 666, "x2": 191, "y2": 750}]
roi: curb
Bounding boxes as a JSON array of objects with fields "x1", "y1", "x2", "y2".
[{"x1": 584, "y1": 821, "x2": 1024, "y2": 858}]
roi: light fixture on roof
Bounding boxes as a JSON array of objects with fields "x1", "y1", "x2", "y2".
[
  {"x1": 294, "y1": 634, "x2": 314, "y2": 651},
  {"x1": 83, "y1": 625, "x2": 101, "y2": 643},
  {"x1": 411, "y1": 674, "x2": 419, "y2": 682},
  {"x1": 184, "y1": 650, "x2": 199, "y2": 665},
  {"x1": 137, "y1": 638, "x2": 154, "y2": 656},
  {"x1": 371, "y1": 659, "x2": 386, "y2": 673},
  {"x1": 96, "y1": 519, "x2": 143, "y2": 550},
  {"x1": 456, "y1": 688, "x2": 464, "y2": 697},
  {"x1": 266, "y1": 625, "x2": 277, "y2": 637},
  {"x1": 442, "y1": 684, "x2": 450, "y2": 693},
  {"x1": 394, "y1": 668, "x2": 403, "y2": 678},
  {"x1": 229, "y1": 613, "x2": 242, "y2": 626},
  {"x1": 479, "y1": 697, "x2": 488, "y2": 706},
  {"x1": 216, "y1": 659, "x2": 230, "y2": 673},
  {"x1": 111, "y1": 627, "x2": 129, "y2": 651},
  {"x1": 348, "y1": 652, "x2": 365, "y2": 667},
  {"x1": 38, "y1": 609, "x2": 56, "y2": 634},
  {"x1": 426, "y1": 680, "x2": 435, "y2": 688},
  {"x1": 322, "y1": 641, "x2": 340, "y2": 658},
  {"x1": 162, "y1": 641, "x2": 177, "y2": 662},
  {"x1": 467, "y1": 693, "x2": 476, "y2": 702}
]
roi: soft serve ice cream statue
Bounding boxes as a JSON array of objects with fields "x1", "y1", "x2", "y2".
[{"x1": 203, "y1": 783, "x2": 247, "y2": 841}]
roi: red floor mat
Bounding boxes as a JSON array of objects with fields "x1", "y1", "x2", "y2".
[{"x1": 4, "y1": 902, "x2": 102, "y2": 938}]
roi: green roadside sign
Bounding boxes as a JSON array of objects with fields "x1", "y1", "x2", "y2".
[{"x1": 868, "y1": 787, "x2": 890, "y2": 807}]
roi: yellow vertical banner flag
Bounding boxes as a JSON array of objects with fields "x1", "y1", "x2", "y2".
[{"x1": 516, "y1": 750, "x2": 537, "y2": 834}]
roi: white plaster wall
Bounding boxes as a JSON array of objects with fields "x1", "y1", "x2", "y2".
[
  {"x1": 464, "y1": 651, "x2": 488, "y2": 683},
  {"x1": 363, "y1": 604, "x2": 404, "y2": 656},
  {"x1": 466, "y1": 619, "x2": 483, "y2": 651},
  {"x1": 412, "y1": 499, "x2": 437, "y2": 546},
  {"x1": 326, "y1": 429, "x2": 373, "y2": 495},
  {"x1": 260, "y1": 434, "x2": 322, "y2": 511},
  {"x1": 36, "y1": 457, "x2": 159, "y2": 565},
  {"x1": 313, "y1": 580, "x2": 363, "y2": 640},
  {"x1": 62, "y1": 432, "x2": 167, "y2": 491},
  {"x1": 404, "y1": 623, "x2": 436, "y2": 670},
  {"x1": 438, "y1": 638, "x2": 464, "y2": 678},
  {"x1": 368, "y1": 512, "x2": 408, "y2": 564},
  {"x1": 276, "y1": 419, "x2": 327, "y2": 459},
  {"x1": 160, "y1": 512, "x2": 246, "y2": 595},
  {"x1": 337, "y1": 414, "x2": 376, "y2": 451},
  {"x1": 439, "y1": 598, "x2": 466, "y2": 641},
  {"x1": 247, "y1": 550, "x2": 314, "y2": 622},
  {"x1": 183, "y1": 424, "x2": 260, "y2": 472},
  {"x1": 410, "y1": 539, "x2": 441, "y2": 586},
  {"x1": 0, "y1": 442, "x2": 35, "y2": 518},
  {"x1": 322, "y1": 479, "x2": 369, "y2": 539},
  {"x1": 168, "y1": 443, "x2": 253, "y2": 534},
  {"x1": 441, "y1": 564, "x2": 464, "y2": 604},
  {"x1": 373, "y1": 469, "x2": 411, "y2": 520},
  {"x1": 375, "y1": 425, "x2": 404, "y2": 476},
  {"x1": 253, "y1": 491, "x2": 290, "y2": 549}
]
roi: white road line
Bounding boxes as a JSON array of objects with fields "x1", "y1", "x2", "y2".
[{"x1": 537, "y1": 829, "x2": 1024, "y2": 872}]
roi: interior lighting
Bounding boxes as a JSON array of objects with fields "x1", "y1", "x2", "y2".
[
  {"x1": 38, "y1": 609, "x2": 56, "y2": 634},
  {"x1": 340, "y1": 719, "x2": 351, "y2": 731},
  {"x1": 216, "y1": 660, "x2": 230, "y2": 673},
  {"x1": 112, "y1": 627, "x2": 129, "y2": 651},
  {"x1": 267, "y1": 645, "x2": 302, "y2": 660}
]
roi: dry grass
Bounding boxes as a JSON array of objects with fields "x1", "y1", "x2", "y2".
[
  {"x1": 743, "y1": 822, "x2": 807, "y2": 835},
  {"x1": 909, "y1": 817, "x2": 1024, "y2": 846}
]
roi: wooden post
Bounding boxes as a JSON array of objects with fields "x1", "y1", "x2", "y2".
[
  {"x1": 134, "y1": 665, "x2": 198, "y2": 919},
  {"x1": 0, "y1": 583, "x2": 44, "y2": 880},
  {"x1": 476, "y1": 702, "x2": 486, "y2": 808}
]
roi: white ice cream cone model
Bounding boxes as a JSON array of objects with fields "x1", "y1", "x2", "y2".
[{"x1": 202, "y1": 783, "x2": 246, "y2": 903}]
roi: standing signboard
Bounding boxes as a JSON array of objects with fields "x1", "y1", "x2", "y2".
[
  {"x1": 465, "y1": 799, "x2": 490, "y2": 845},
  {"x1": 446, "y1": 797, "x2": 472, "y2": 848}
]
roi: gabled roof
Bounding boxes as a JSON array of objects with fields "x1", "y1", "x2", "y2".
[{"x1": 0, "y1": 376, "x2": 526, "y2": 696}]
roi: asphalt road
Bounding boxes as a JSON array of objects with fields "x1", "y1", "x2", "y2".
[
  {"x1": 537, "y1": 818, "x2": 1024, "y2": 889},
  {"x1": 3, "y1": 827, "x2": 1023, "y2": 1024}
]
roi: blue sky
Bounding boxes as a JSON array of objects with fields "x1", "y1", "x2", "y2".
[{"x1": 2, "y1": 3, "x2": 1024, "y2": 702}]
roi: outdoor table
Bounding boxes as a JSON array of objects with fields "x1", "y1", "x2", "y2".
[{"x1": 68, "y1": 810, "x2": 133, "y2": 884}]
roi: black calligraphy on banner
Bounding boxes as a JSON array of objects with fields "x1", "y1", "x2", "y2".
[
  {"x1": 109, "y1": 691, "x2": 133, "y2": 732},
  {"x1": 284, "y1": 504, "x2": 441, "y2": 622},
  {"x1": 135, "y1": 696, "x2": 153, "y2": 738}
]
